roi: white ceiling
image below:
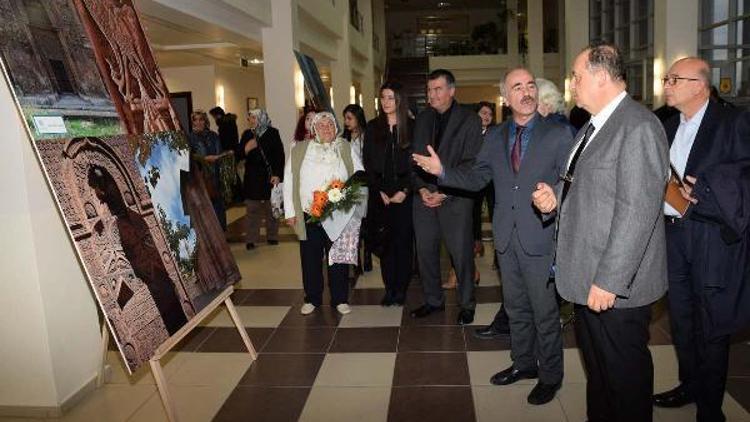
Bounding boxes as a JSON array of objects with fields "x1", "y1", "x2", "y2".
[{"x1": 134, "y1": 0, "x2": 264, "y2": 68}]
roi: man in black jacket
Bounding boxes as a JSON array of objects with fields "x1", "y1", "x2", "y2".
[
  {"x1": 653, "y1": 56, "x2": 750, "y2": 422},
  {"x1": 209, "y1": 106, "x2": 240, "y2": 152},
  {"x1": 410, "y1": 69, "x2": 483, "y2": 324}
]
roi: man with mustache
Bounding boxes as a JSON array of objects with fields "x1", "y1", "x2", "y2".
[{"x1": 414, "y1": 67, "x2": 573, "y2": 404}]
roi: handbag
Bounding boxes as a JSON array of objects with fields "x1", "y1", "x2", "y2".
[{"x1": 270, "y1": 183, "x2": 284, "y2": 218}]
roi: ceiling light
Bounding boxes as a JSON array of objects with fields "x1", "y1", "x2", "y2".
[{"x1": 437, "y1": 1, "x2": 451, "y2": 8}]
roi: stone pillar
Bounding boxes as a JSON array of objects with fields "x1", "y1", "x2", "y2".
[
  {"x1": 507, "y1": 0, "x2": 519, "y2": 59},
  {"x1": 262, "y1": 0, "x2": 298, "y2": 149},
  {"x1": 564, "y1": 0, "x2": 589, "y2": 106},
  {"x1": 527, "y1": 0, "x2": 544, "y2": 76},
  {"x1": 653, "y1": 0, "x2": 699, "y2": 107},
  {"x1": 331, "y1": 6, "x2": 353, "y2": 119}
]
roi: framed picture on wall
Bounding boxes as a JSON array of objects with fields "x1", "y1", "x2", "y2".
[{"x1": 247, "y1": 97, "x2": 258, "y2": 112}]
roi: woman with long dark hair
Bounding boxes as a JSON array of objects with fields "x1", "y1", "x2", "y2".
[
  {"x1": 363, "y1": 82, "x2": 414, "y2": 306},
  {"x1": 342, "y1": 104, "x2": 372, "y2": 273}
]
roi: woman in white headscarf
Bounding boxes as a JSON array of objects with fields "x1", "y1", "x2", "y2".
[
  {"x1": 283, "y1": 111, "x2": 365, "y2": 316},
  {"x1": 237, "y1": 108, "x2": 285, "y2": 250}
]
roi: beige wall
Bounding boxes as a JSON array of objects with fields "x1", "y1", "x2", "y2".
[
  {"x1": 161, "y1": 65, "x2": 216, "y2": 115},
  {"x1": 161, "y1": 64, "x2": 267, "y2": 134},
  {"x1": 215, "y1": 65, "x2": 266, "y2": 134}
]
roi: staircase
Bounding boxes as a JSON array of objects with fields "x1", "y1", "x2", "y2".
[{"x1": 384, "y1": 57, "x2": 428, "y2": 113}]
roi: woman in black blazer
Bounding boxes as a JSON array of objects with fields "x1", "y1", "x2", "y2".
[{"x1": 363, "y1": 81, "x2": 414, "y2": 306}]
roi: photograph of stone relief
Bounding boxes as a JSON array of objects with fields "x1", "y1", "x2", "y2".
[
  {"x1": 0, "y1": 0, "x2": 123, "y2": 140},
  {"x1": 71, "y1": 0, "x2": 182, "y2": 135},
  {"x1": 33, "y1": 133, "x2": 239, "y2": 373}
]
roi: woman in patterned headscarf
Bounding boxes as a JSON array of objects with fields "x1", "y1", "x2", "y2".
[
  {"x1": 282, "y1": 112, "x2": 365, "y2": 316},
  {"x1": 237, "y1": 108, "x2": 285, "y2": 250}
]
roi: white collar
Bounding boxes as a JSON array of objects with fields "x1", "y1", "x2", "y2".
[
  {"x1": 589, "y1": 90, "x2": 627, "y2": 132},
  {"x1": 680, "y1": 99, "x2": 709, "y2": 127}
]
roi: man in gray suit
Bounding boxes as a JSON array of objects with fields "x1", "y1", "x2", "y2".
[
  {"x1": 533, "y1": 42, "x2": 669, "y2": 421},
  {"x1": 413, "y1": 67, "x2": 573, "y2": 405}
]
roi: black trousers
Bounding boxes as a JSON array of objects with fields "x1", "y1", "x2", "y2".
[
  {"x1": 472, "y1": 182, "x2": 495, "y2": 240},
  {"x1": 666, "y1": 220, "x2": 730, "y2": 422},
  {"x1": 413, "y1": 196, "x2": 475, "y2": 310},
  {"x1": 299, "y1": 223, "x2": 349, "y2": 306},
  {"x1": 575, "y1": 304, "x2": 654, "y2": 422},
  {"x1": 380, "y1": 197, "x2": 414, "y2": 300}
]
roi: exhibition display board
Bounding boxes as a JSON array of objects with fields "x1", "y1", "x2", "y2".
[{"x1": 0, "y1": 0, "x2": 246, "y2": 387}]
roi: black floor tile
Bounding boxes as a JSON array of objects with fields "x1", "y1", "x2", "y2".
[
  {"x1": 213, "y1": 386, "x2": 310, "y2": 422},
  {"x1": 196, "y1": 327, "x2": 274, "y2": 353},
  {"x1": 388, "y1": 386, "x2": 476, "y2": 422},
  {"x1": 237, "y1": 353, "x2": 325, "y2": 387},
  {"x1": 263, "y1": 327, "x2": 336, "y2": 353},
  {"x1": 393, "y1": 352, "x2": 471, "y2": 386},
  {"x1": 398, "y1": 326, "x2": 465, "y2": 352},
  {"x1": 329, "y1": 327, "x2": 400, "y2": 353},
  {"x1": 279, "y1": 305, "x2": 342, "y2": 327},
  {"x1": 241, "y1": 289, "x2": 304, "y2": 306}
]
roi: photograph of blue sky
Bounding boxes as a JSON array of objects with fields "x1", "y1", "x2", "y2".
[{"x1": 132, "y1": 133, "x2": 197, "y2": 272}]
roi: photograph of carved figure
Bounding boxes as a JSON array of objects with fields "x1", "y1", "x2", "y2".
[
  {"x1": 0, "y1": 0, "x2": 123, "y2": 140},
  {"x1": 71, "y1": 0, "x2": 181, "y2": 135},
  {"x1": 35, "y1": 135, "x2": 193, "y2": 372}
]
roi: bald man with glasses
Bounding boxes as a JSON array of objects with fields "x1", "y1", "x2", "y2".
[{"x1": 653, "y1": 57, "x2": 750, "y2": 422}]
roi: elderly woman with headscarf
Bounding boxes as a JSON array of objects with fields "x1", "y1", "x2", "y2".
[
  {"x1": 237, "y1": 108, "x2": 285, "y2": 250},
  {"x1": 536, "y1": 78, "x2": 576, "y2": 136},
  {"x1": 283, "y1": 112, "x2": 365, "y2": 316}
]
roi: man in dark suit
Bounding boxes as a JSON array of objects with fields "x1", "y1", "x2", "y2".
[
  {"x1": 533, "y1": 42, "x2": 669, "y2": 421},
  {"x1": 413, "y1": 67, "x2": 573, "y2": 404},
  {"x1": 410, "y1": 69, "x2": 483, "y2": 324},
  {"x1": 653, "y1": 57, "x2": 750, "y2": 422}
]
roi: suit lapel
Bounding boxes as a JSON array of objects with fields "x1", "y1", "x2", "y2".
[
  {"x1": 437, "y1": 102, "x2": 461, "y2": 156},
  {"x1": 684, "y1": 101, "x2": 718, "y2": 176},
  {"x1": 576, "y1": 96, "x2": 631, "y2": 166},
  {"x1": 518, "y1": 118, "x2": 545, "y2": 176}
]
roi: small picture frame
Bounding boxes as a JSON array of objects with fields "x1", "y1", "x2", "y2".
[{"x1": 247, "y1": 97, "x2": 258, "y2": 113}]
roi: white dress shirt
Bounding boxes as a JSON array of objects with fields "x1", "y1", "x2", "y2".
[
  {"x1": 664, "y1": 100, "x2": 709, "y2": 216},
  {"x1": 565, "y1": 91, "x2": 628, "y2": 172}
]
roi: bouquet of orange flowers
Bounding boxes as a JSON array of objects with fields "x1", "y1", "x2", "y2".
[{"x1": 307, "y1": 175, "x2": 364, "y2": 223}]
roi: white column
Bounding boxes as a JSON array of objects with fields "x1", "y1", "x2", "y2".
[
  {"x1": 262, "y1": 0, "x2": 298, "y2": 148},
  {"x1": 0, "y1": 72, "x2": 101, "y2": 415},
  {"x1": 507, "y1": 0, "x2": 519, "y2": 59},
  {"x1": 331, "y1": 6, "x2": 353, "y2": 119},
  {"x1": 564, "y1": 0, "x2": 590, "y2": 106},
  {"x1": 653, "y1": 0, "x2": 699, "y2": 107},
  {"x1": 527, "y1": 0, "x2": 544, "y2": 76}
]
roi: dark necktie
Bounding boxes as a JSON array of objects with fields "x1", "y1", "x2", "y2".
[
  {"x1": 511, "y1": 125, "x2": 526, "y2": 174},
  {"x1": 561, "y1": 122, "x2": 595, "y2": 204}
]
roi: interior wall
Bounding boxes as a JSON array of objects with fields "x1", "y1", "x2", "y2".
[
  {"x1": 161, "y1": 65, "x2": 216, "y2": 121},
  {"x1": 215, "y1": 65, "x2": 266, "y2": 135}
]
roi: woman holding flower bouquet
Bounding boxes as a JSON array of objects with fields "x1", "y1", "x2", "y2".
[
  {"x1": 282, "y1": 112, "x2": 366, "y2": 315},
  {"x1": 363, "y1": 81, "x2": 415, "y2": 306}
]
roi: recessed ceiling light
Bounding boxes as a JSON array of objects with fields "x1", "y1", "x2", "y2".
[{"x1": 437, "y1": 1, "x2": 451, "y2": 8}]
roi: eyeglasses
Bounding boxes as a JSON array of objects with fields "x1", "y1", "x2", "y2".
[{"x1": 661, "y1": 76, "x2": 700, "y2": 86}]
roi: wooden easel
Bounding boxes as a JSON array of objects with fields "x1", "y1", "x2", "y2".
[{"x1": 98, "y1": 285, "x2": 255, "y2": 422}]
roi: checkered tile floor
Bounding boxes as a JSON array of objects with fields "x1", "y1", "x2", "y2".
[{"x1": 26, "y1": 209, "x2": 750, "y2": 422}]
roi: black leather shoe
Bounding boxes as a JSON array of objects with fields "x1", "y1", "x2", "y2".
[
  {"x1": 473, "y1": 324, "x2": 510, "y2": 340},
  {"x1": 267, "y1": 239, "x2": 279, "y2": 245},
  {"x1": 410, "y1": 304, "x2": 445, "y2": 318},
  {"x1": 527, "y1": 381, "x2": 561, "y2": 405},
  {"x1": 380, "y1": 293, "x2": 394, "y2": 307},
  {"x1": 653, "y1": 385, "x2": 694, "y2": 408},
  {"x1": 490, "y1": 366, "x2": 538, "y2": 386},
  {"x1": 457, "y1": 309, "x2": 475, "y2": 325},
  {"x1": 245, "y1": 242, "x2": 255, "y2": 250}
]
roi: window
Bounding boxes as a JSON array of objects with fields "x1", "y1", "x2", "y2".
[
  {"x1": 543, "y1": 0, "x2": 559, "y2": 53},
  {"x1": 699, "y1": 0, "x2": 750, "y2": 98},
  {"x1": 590, "y1": 0, "x2": 654, "y2": 106}
]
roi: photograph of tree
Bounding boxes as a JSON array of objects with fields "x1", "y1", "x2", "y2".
[
  {"x1": 0, "y1": 0, "x2": 123, "y2": 140},
  {"x1": 129, "y1": 131, "x2": 240, "y2": 313}
]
